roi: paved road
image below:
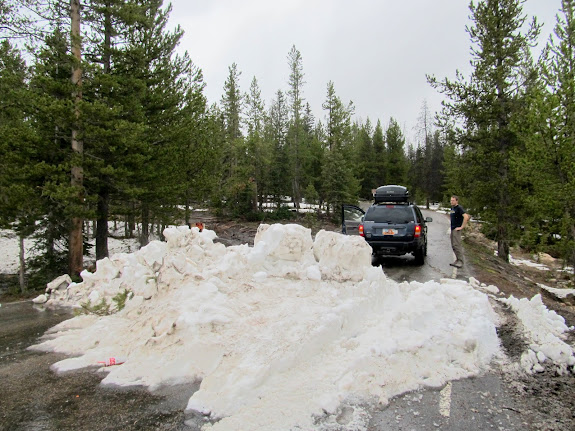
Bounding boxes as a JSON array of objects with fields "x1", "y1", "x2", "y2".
[
  {"x1": 0, "y1": 302, "x2": 194, "y2": 431},
  {"x1": 375, "y1": 209, "x2": 469, "y2": 282}
]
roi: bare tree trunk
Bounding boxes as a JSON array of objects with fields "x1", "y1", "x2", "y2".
[
  {"x1": 96, "y1": 188, "x2": 110, "y2": 260},
  {"x1": 140, "y1": 203, "x2": 150, "y2": 247},
  {"x1": 69, "y1": 0, "x2": 84, "y2": 277},
  {"x1": 19, "y1": 234, "x2": 26, "y2": 293},
  {"x1": 252, "y1": 180, "x2": 258, "y2": 213},
  {"x1": 127, "y1": 201, "x2": 136, "y2": 238}
]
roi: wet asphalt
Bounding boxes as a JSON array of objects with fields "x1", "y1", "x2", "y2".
[{"x1": 0, "y1": 302, "x2": 202, "y2": 431}]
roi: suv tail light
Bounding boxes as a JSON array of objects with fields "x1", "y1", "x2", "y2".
[
  {"x1": 414, "y1": 224, "x2": 422, "y2": 238},
  {"x1": 359, "y1": 224, "x2": 364, "y2": 237}
]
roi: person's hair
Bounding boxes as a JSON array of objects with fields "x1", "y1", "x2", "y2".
[{"x1": 451, "y1": 195, "x2": 459, "y2": 203}]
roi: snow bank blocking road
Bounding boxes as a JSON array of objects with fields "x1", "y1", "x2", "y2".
[{"x1": 32, "y1": 223, "x2": 502, "y2": 431}]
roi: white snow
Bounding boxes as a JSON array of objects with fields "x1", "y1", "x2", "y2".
[
  {"x1": 500, "y1": 294, "x2": 575, "y2": 374},
  {"x1": 508, "y1": 254, "x2": 550, "y2": 271},
  {"x1": 1, "y1": 222, "x2": 572, "y2": 430},
  {"x1": 0, "y1": 227, "x2": 139, "y2": 274},
  {"x1": 538, "y1": 283, "x2": 575, "y2": 300},
  {"x1": 0, "y1": 229, "x2": 38, "y2": 274}
]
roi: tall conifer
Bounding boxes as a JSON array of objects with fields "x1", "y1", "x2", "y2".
[{"x1": 429, "y1": 0, "x2": 540, "y2": 262}]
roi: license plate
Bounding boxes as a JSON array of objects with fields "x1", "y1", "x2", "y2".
[{"x1": 382, "y1": 229, "x2": 398, "y2": 235}]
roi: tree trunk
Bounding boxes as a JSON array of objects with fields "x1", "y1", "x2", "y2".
[
  {"x1": 568, "y1": 208, "x2": 575, "y2": 275},
  {"x1": 128, "y1": 201, "x2": 136, "y2": 238},
  {"x1": 96, "y1": 188, "x2": 110, "y2": 260},
  {"x1": 140, "y1": 203, "x2": 150, "y2": 247},
  {"x1": 69, "y1": 0, "x2": 84, "y2": 277},
  {"x1": 571, "y1": 223, "x2": 575, "y2": 275},
  {"x1": 252, "y1": 180, "x2": 258, "y2": 213},
  {"x1": 185, "y1": 199, "x2": 190, "y2": 226},
  {"x1": 292, "y1": 178, "x2": 300, "y2": 211},
  {"x1": 18, "y1": 234, "x2": 26, "y2": 293},
  {"x1": 497, "y1": 221, "x2": 509, "y2": 263}
]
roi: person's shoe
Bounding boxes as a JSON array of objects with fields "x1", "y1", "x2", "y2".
[{"x1": 450, "y1": 260, "x2": 463, "y2": 268}]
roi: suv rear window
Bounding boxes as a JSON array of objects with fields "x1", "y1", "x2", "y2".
[{"x1": 364, "y1": 206, "x2": 415, "y2": 224}]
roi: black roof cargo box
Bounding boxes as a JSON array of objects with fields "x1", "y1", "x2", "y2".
[{"x1": 374, "y1": 185, "x2": 409, "y2": 203}]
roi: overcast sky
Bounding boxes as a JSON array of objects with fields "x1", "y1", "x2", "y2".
[{"x1": 167, "y1": 0, "x2": 561, "y2": 143}]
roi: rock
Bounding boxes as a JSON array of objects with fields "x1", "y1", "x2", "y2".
[{"x1": 537, "y1": 252, "x2": 556, "y2": 266}]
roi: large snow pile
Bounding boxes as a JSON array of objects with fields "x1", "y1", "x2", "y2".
[{"x1": 27, "y1": 223, "x2": 568, "y2": 430}]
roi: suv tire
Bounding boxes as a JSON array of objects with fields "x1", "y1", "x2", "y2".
[{"x1": 414, "y1": 247, "x2": 425, "y2": 265}]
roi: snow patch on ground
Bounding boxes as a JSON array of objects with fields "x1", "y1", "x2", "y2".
[
  {"x1": 538, "y1": 283, "x2": 575, "y2": 300},
  {"x1": 500, "y1": 294, "x2": 575, "y2": 374}
]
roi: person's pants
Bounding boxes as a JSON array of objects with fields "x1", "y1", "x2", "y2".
[{"x1": 451, "y1": 229, "x2": 464, "y2": 264}]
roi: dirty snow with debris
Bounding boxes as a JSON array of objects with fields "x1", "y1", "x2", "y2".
[
  {"x1": 538, "y1": 283, "x2": 575, "y2": 300},
  {"x1": 500, "y1": 294, "x2": 575, "y2": 374},
  {"x1": 5, "y1": 223, "x2": 573, "y2": 430}
]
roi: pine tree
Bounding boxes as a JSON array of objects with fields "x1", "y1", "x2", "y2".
[
  {"x1": 428, "y1": 0, "x2": 540, "y2": 262},
  {"x1": 27, "y1": 27, "x2": 81, "y2": 284},
  {"x1": 321, "y1": 81, "x2": 359, "y2": 215},
  {"x1": 266, "y1": 89, "x2": 290, "y2": 208},
  {"x1": 69, "y1": 0, "x2": 83, "y2": 274},
  {"x1": 0, "y1": 40, "x2": 37, "y2": 291},
  {"x1": 428, "y1": 130, "x2": 446, "y2": 203},
  {"x1": 408, "y1": 101, "x2": 446, "y2": 206},
  {"x1": 372, "y1": 119, "x2": 386, "y2": 187},
  {"x1": 220, "y1": 62, "x2": 250, "y2": 216},
  {"x1": 79, "y1": 0, "x2": 190, "y2": 249},
  {"x1": 221, "y1": 62, "x2": 243, "y2": 141},
  {"x1": 125, "y1": 0, "x2": 193, "y2": 244},
  {"x1": 286, "y1": 45, "x2": 306, "y2": 209},
  {"x1": 353, "y1": 118, "x2": 377, "y2": 199},
  {"x1": 173, "y1": 65, "x2": 217, "y2": 225},
  {"x1": 533, "y1": 0, "x2": 575, "y2": 270},
  {"x1": 385, "y1": 118, "x2": 408, "y2": 186},
  {"x1": 302, "y1": 104, "x2": 324, "y2": 212},
  {"x1": 245, "y1": 76, "x2": 268, "y2": 211}
]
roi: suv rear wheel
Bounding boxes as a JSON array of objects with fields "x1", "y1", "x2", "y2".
[{"x1": 414, "y1": 246, "x2": 425, "y2": 265}]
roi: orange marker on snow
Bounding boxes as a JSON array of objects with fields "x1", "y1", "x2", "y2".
[{"x1": 97, "y1": 357, "x2": 126, "y2": 366}]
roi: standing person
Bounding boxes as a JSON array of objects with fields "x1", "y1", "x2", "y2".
[{"x1": 450, "y1": 195, "x2": 470, "y2": 268}]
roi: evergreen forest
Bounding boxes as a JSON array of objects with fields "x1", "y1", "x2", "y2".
[{"x1": 1, "y1": 0, "x2": 574, "y2": 291}]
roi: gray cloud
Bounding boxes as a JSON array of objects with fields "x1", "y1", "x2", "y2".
[{"x1": 168, "y1": 0, "x2": 560, "y2": 143}]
